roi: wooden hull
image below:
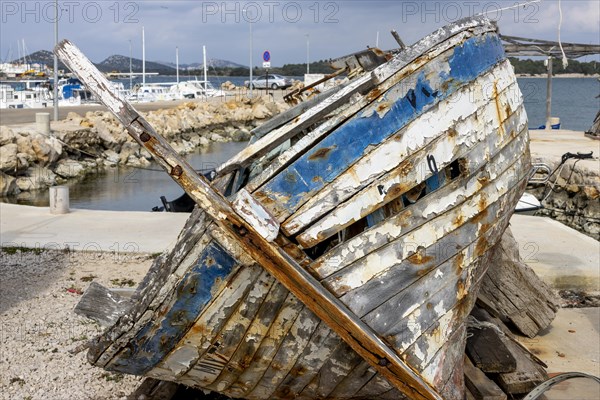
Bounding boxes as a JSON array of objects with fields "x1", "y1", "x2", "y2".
[{"x1": 82, "y1": 17, "x2": 530, "y2": 399}]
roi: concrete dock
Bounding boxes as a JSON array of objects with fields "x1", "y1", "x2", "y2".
[{"x1": 0, "y1": 203, "x2": 189, "y2": 254}]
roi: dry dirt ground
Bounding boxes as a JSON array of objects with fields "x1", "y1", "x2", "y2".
[{"x1": 0, "y1": 249, "x2": 154, "y2": 400}]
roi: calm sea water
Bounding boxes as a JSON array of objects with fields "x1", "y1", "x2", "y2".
[
  {"x1": 517, "y1": 77, "x2": 599, "y2": 131},
  {"x1": 135, "y1": 75, "x2": 599, "y2": 131},
  {"x1": 2, "y1": 77, "x2": 598, "y2": 211},
  {"x1": 3, "y1": 142, "x2": 248, "y2": 211}
]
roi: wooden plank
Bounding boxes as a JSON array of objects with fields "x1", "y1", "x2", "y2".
[
  {"x1": 247, "y1": 307, "x2": 321, "y2": 399},
  {"x1": 270, "y1": 322, "x2": 338, "y2": 398},
  {"x1": 466, "y1": 327, "x2": 516, "y2": 373},
  {"x1": 254, "y1": 32, "x2": 506, "y2": 222},
  {"x1": 206, "y1": 282, "x2": 290, "y2": 394},
  {"x1": 355, "y1": 375, "x2": 403, "y2": 399},
  {"x1": 92, "y1": 209, "x2": 210, "y2": 367},
  {"x1": 56, "y1": 39, "x2": 442, "y2": 400},
  {"x1": 368, "y1": 212, "x2": 508, "y2": 360},
  {"x1": 470, "y1": 308, "x2": 548, "y2": 395},
  {"x1": 251, "y1": 82, "x2": 347, "y2": 139},
  {"x1": 337, "y1": 159, "x2": 528, "y2": 321},
  {"x1": 464, "y1": 358, "x2": 506, "y2": 400},
  {"x1": 477, "y1": 228, "x2": 560, "y2": 338},
  {"x1": 428, "y1": 325, "x2": 469, "y2": 400},
  {"x1": 309, "y1": 125, "x2": 529, "y2": 281},
  {"x1": 323, "y1": 152, "x2": 530, "y2": 300},
  {"x1": 245, "y1": 23, "x2": 495, "y2": 194},
  {"x1": 496, "y1": 333, "x2": 548, "y2": 394},
  {"x1": 232, "y1": 188, "x2": 279, "y2": 241},
  {"x1": 106, "y1": 241, "x2": 243, "y2": 375},
  {"x1": 298, "y1": 341, "x2": 364, "y2": 399},
  {"x1": 168, "y1": 267, "x2": 270, "y2": 385},
  {"x1": 378, "y1": 179, "x2": 526, "y2": 361},
  {"x1": 217, "y1": 75, "x2": 375, "y2": 175},
  {"x1": 284, "y1": 59, "x2": 520, "y2": 238},
  {"x1": 74, "y1": 282, "x2": 133, "y2": 327},
  {"x1": 327, "y1": 361, "x2": 377, "y2": 398},
  {"x1": 295, "y1": 76, "x2": 525, "y2": 248},
  {"x1": 224, "y1": 294, "x2": 305, "y2": 398}
]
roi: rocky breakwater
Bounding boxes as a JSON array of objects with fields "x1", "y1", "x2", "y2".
[
  {"x1": 528, "y1": 156, "x2": 600, "y2": 240},
  {"x1": 0, "y1": 97, "x2": 286, "y2": 197}
]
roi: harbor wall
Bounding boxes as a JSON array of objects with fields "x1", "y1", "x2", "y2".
[
  {"x1": 0, "y1": 97, "x2": 287, "y2": 196},
  {"x1": 528, "y1": 156, "x2": 600, "y2": 241}
]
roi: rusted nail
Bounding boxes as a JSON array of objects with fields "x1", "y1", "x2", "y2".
[
  {"x1": 140, "y1": 132, "x2": 151, "y2": 142},
  {"x1": 378, "y1": 357, "x2": 390, "y2": 367},
  {"x1": 171, "y1": 165, "x2": 183, "y2": 177}
]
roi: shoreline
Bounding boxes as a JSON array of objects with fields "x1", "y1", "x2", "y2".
[
  {"x1": 515, "y1": 73, "x2": 600, "y2": 78},
  {"x1": 0, "y1": 94, "x2": 290, "y2": 197}
]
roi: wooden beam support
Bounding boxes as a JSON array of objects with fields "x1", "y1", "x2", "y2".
[{"x1": 55, "y1": 39, "x2": 442, "y2": 400}]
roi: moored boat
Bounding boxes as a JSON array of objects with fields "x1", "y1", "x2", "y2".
[{"x1": 59, "y1": 15, "x2": 530, "y2": 400}]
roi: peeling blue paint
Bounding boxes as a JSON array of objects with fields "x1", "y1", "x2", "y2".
[
  {"x1": 448, "y1": 34, "x2": 505, "y2": 81},
  {"x1": 107, "y1": 241, "x2": 238, "y2": 375},
  {"x1": 256, "y1": 33, "x2": 505, "y2": 216}
]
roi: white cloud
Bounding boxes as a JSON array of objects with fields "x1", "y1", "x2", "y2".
[{"x1": 1, "y1": 0, "x2": 597, "y2": 65}]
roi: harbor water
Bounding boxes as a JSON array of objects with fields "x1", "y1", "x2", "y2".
[{"x1": 1, "y1": 77, "x2": 598, "y2": 211}]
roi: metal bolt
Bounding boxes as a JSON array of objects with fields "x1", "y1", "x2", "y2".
[
  {"x1": 140, "y1": 132, "x2": 151, "y2": 142},
  {"x1": 171, "y1": 165, "x2": 183, "y2": 177},
  {"x1": 378, "y1": 357, "x2": 390, "y2": 367}
]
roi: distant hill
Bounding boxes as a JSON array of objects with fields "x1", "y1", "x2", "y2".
[
  {"x1": 11, "y1": 50, "x2": 67, "y2": 69},
  {"x1": 9, "y1": 50, "x2": 242, "y2": 75},
  {"x1": 156, "y1": 59, "x2": 246, "y2": 70},
  {"x1": 96, "y1": 55, "x2": 176, "y2": 74}
]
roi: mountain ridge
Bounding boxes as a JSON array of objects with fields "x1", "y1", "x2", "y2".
[{"x1": 7, "y1": 50, "x2": 245, "y2": 74}]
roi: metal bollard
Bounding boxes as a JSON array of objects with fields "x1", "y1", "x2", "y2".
[
  {"x1": 36, "y1": 112, "x2": 51, "y2": 135},
  {"x1": 49, "y1": 186, "x2": 70, "y2": 214}
]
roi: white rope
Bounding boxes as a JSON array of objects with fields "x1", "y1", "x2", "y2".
[
  {"x1": 479, "y1": 0, "x2": 542, "y2": 15},
  {"x1": 557, "y1": 0, "x2": 569, "y2": 69}
]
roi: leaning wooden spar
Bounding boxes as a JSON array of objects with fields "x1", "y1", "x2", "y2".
[{"x1": 58, "y1": 15, "x2": 530, "y2": 400}]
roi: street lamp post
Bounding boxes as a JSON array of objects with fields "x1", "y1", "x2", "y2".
[
  {"x1": 129, "y1": 40, "x2": 133, "y2": 90},
  {"x1": 53, "y1": 0, "x2": 58, "y2": 121},
  {"x1": 305, "y1": 34, "x2": 310, "y2": 75},
  {"x1": 243, "y1": 9, "x2": 254, "y2": 98}
]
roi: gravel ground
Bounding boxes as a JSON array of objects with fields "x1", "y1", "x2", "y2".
[{"x1": 0, "y1": 249, "x2": 154, "y2": 400}]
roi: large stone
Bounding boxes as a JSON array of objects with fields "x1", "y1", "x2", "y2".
[
  {"x1": 102, "y1": 149, "x2": 120, "y2": 165},
  {"x1": 15, "y1": 134, "x2": 34, "y2": 157},
  {"x1": 0, "y1": 126, "x2": 16, "y2": 146},
  {"x1": 54, "y1": 159, "x2": 86, "y2": 178},
  {"x1": 231, "y1": 129, "x2": 251, "y2": 142},
  {"x1": 16, "y1": 167, "x2": 57, "y2": 191},
  {"x1": 221, "y1": 81, "x2": 236, "y2": 90},
  {"x1": 0, "y1": 144, "x2": 18, "y2": 172},
  {"x1": 210, "y1": 133, "x2": 227, "y2": 143},
  {"x1": 0, "y1": 171, "x2": 18, "y2": 195},
  {"x1": 31, "y1": 134, "x2": 62, "y2": 165},
  {"x1": 65, "y1": 111, "x2": 83, "y2": 124},
  {"x1": 119, "y1": 142, "x2": 140, "y2": 164},
  {"x1": 54, "y1": 124, "x2": 98, "y2": 151},
  {"x1": 15, "y1": 152, "x2": 30, "y2": 172}
]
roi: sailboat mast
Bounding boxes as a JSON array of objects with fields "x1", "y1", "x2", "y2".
[
  {"x1": 142, "y1": 27, "x2": 146, "y2": 87},
  {"x1": 176, "y1": 46, "x2": 179, "y2": 84},
  {"x1": 203, "y1": 45, "x2": 207, "y2": 88}
]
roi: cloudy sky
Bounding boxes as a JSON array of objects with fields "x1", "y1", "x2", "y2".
[{"x1": 1, "y1": 0, "x2": 598, "y2": 66}]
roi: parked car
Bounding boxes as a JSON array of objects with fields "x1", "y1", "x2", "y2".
[{"x1": 244, "y1": 74, "x2": 292, "y2": 90}]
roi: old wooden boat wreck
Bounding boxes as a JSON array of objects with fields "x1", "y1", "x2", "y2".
[{"x1": 59, "y1": 15, "x2": 530, "y2": 400}]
